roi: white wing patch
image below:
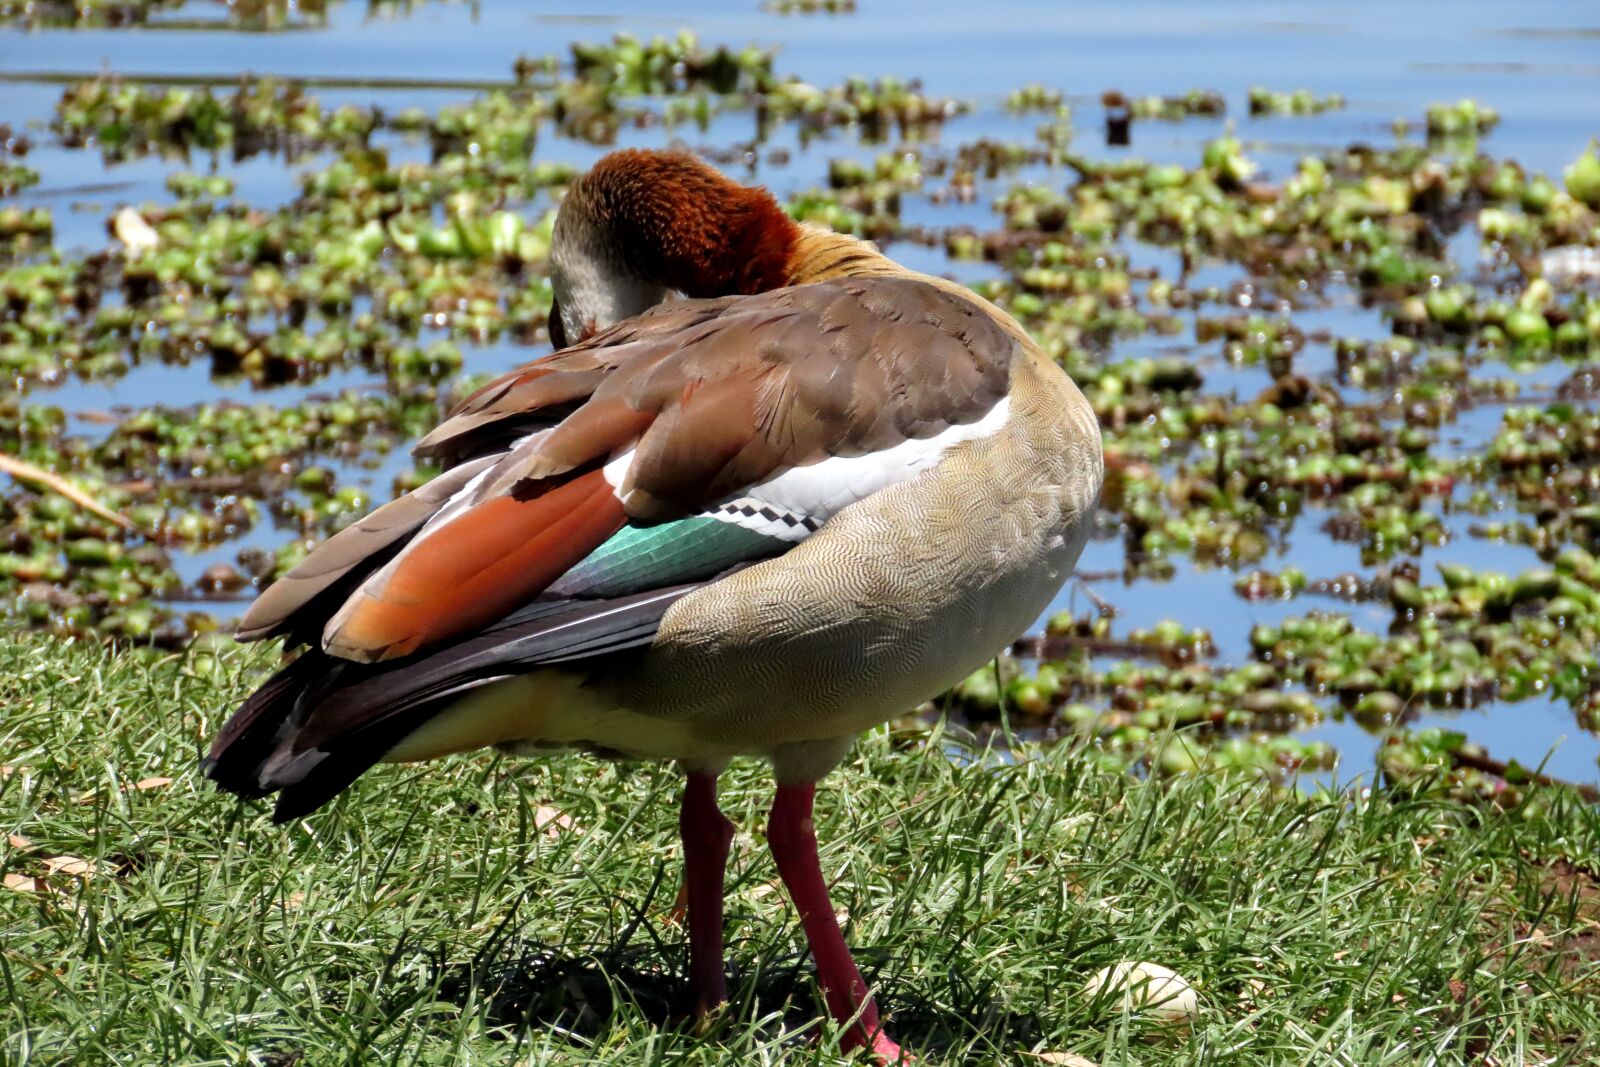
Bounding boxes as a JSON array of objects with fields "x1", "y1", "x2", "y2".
[
  {"x1": 601, "y1": 446, "x2": 637, "y2": 493},
  {"x1": 599, "y1": 397, "x2": 1010, "y2": 535},
  {"x1": 742, "y1": 396, "x2": 1011, "y2": 524}
]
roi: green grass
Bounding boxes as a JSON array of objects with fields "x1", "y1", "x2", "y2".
[{"x1": 2, "y1": 636, "x2": 1598, "y2": 1066}]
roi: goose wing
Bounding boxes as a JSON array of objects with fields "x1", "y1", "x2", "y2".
[{"x1": 236, "y1": 275, "x2": 1016, "y2": 664}]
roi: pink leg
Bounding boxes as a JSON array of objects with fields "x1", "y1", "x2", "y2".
[
  {"x1": 768, "y1": 782, "x2": 905, "y2": 1063},
  {"x1": 680, "y1": 770, "x2": 735, "y2": 1022}
]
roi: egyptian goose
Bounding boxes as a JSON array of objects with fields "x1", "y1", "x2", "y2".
[{"x1": 205, "y1": 148, "x2": 1103, "y2": 1060}]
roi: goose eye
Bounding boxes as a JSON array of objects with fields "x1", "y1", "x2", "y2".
[{"x1": 547, "y1": 302, "x2": 568, "y2": 350}]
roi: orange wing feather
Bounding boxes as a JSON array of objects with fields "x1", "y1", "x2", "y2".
[{"x1": 323, "y1": 469, "x2": 626, "y2": 662}]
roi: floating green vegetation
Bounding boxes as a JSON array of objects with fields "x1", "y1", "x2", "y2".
[
  {"x1": 0, "y1": 389, "x2": 443, "y2": 643},
  {"x1": 1005, "y1": 83, "x2": 1066, "y2": 114},
  {"x1": 1247, "y1": 87, "x2": 1345, "y2": 117},
  {"x1": 50, "y1": 46, "x2": 970, "y2": 167},
  {"x1": 0, "y1": 162, "x2": 39, "y2": 196},
  {"x1": 949, "y1": 628, "x2": 1336, "y2": 780},
  {"x1": 1122, "y1": 88, "x2": 1227, "y2": 122},
  {"x1": 764, "y1": 76, "x2": 968, "y2": 141},
  {"x1": 1391, "y1": 98, "x2": 1502, "y2": 145},
  {"x1": 54, "y1": 77, "x2": 380, "y2": 161},
  {"x1": 763, "y1": 0, "x2": 855, "y2": 12},
  {"x1": 1424, "y1": 98, "x2": 1500, "y2": 137},
  {"x1": 0, "y1": 206, "x2": 50, "y2": 249},
  {"x1": 0, "y1": 0, "x2": 181, "y2": 28},
  {"x1": 1566, "y1": 141, "x2": 1600, "y2": 209},
  {"x1": 0, "y1": 0, "x2": 329, "y2": 29},
  {"x1": 570, "y1": 32, "x2": 776, "y2": 96},
  {"x1": 905, "y1": 110, "x2": 1597, "y2": 774},
  {"x1": 977, "y1": 546, "x2": 1600, "y2": 793}
]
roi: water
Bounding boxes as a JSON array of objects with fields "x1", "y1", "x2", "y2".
[{"x1": 4, "y1": 0, "x2": 1599, "y2": 787}]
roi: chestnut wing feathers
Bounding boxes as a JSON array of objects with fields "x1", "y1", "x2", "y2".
[
  {"x1": 416, "y1": 276, "x2": 1015, "y2": 518},
  {"x1": 235, "y1": 276, "x2": 1015, "y2": 662}
]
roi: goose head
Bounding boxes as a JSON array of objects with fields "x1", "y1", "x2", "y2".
[{"x1": 547, "y1": 148, "x2": 801, "y2": 346}]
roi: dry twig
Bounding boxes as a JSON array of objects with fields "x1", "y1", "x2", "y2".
[{"x1": 0, "y1": 452, "x2": 137, "y2": 532}]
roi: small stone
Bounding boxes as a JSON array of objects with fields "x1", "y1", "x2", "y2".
[{"x1": 1083, "y1": 961, "x2": 1200, "y2": 1026}]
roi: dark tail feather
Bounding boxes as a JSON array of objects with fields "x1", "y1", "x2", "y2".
[
  {"x1": 204, "y1": 585, "x2": 699, "y2": 822},
  {"x1": 260, "y1": 675, "x2": 450, "y2": 823},
  {"x1": 202, "y1": 644, "x2": 438, "y2": 822},
  {"x1": 202, "y1": 653, "x2": 342, "y2": 800}
]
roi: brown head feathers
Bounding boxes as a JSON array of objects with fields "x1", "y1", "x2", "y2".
[{"x1": 562, "y1": 149, "x2": 802, "y2": 298}]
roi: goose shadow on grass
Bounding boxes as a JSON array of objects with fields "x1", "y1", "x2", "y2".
[{"x1": 418, "y1": 870, "x2": 1047, "y2": 1059}]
